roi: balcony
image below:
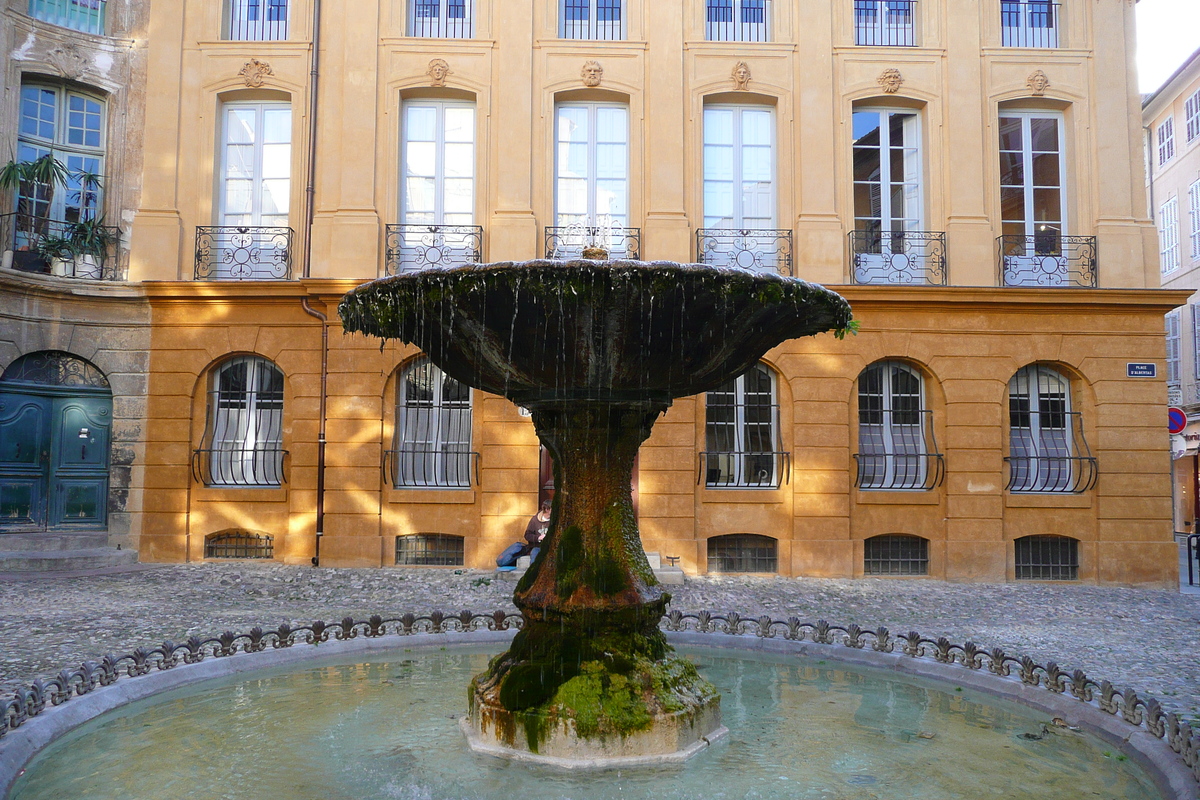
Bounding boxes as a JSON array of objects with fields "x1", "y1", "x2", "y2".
[
  {"x1": 195, "y1": 226, "x2": 294, "y2": 281},
  {"x1": 998, "y1": 234, "x2": 1096, "y2": 288},
  {"x1": 1, "y1": 212, "x2": 122, "y2": 281},
  {"x1": 1006, "y1": 411, "x2": 1097, "y2": 494},
  {"x1": 28, "y1": 0, "x2": 106, "y2": 36},
  {"x1": 850, "y1": 230, "x2": 946, "y2": 285},
  {"x1": 698, "y1": 450, "x2": 790, "y2": 489},
  {"x1": 696, "y1": 228, "x2": 792, "y2": 275},
  {"x1": 561, "y1": 0, "x2": 623, "y2": 40},
  {"x1": 854, "y1": 411, "x2": 945, "y2": 491},
  {"x1": 544, "y1": 224, "x2": 640, "y2": 260},
  {"x1": 192, "y1": 447, "x2": 288, "y2": 488},
  {"x1": 705, "y1": 0, "x2": 770, "y2": 42},
  {"x1": 410, "y1": 0, "x2": 474, "y2": 38},
  {"x1": 854, "y1": 0, "x2": 916, "y2": 47},
  {"x1": 1001, "y1": 1, "x2": 1059, "y2": 48},
  {"x1": 384, "y1": 448, "x2": 480, "y2": 488},
  {"x1": 385, "y1": 223, "x2": 482, "y2": 274},
  {"x1": 226, "y1": 0, "x2": 289, "y2": 41}
]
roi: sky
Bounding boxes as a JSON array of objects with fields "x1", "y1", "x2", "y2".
[{"x1": 1137, "y1": 0, "x2": 1200, "y2": 93}]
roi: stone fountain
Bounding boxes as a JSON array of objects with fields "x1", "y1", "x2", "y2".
[{"x1": 338, "y1": 259, "x2": 852, "y2": 765}]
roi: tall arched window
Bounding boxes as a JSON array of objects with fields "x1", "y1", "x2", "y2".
[
  {"x1": 1006, "y1": 364, "x2": 1096, "y2": 493},
  {"x1": 196, "y1": 356, "x2": 285, "y2": 486},
  {"x1": 391, "y1": 358, "x2": 473, "y2": 488},
  {"x1": 551, "y1": 101, "x2": 631, "y2": 257},
  {"x1": 17, "y1": 81, "x2": 106, "y2": 226},
  {"x1": 856, "y1": 361, "x2": 942, "y2": 490},
  {"x1": 703, "y1": 362, "x2": 783, "y2": 488}
]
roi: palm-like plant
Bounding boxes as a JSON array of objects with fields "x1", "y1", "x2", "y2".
[{"x1": 0, "y1": 154, "x2": 72, "y2": 246}]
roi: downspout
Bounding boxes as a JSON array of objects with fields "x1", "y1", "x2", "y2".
[
  {"x1": 301, "y1": 0, "x2": 326, "y2": 566},
  {"x1": 1145, "y1": 125, "x2": 1155, "y2": 222}
]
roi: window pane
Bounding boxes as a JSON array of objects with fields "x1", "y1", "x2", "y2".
[
  {"x1": 227, "y1": 109, "x2": 257, "y2": 143},
  {"x1": 704, "y1": 108, "x2": 735, "y2": 145},
  {"x1": 262, "y1": 109, "x2": 291, "y2": 143},
  {"x1": 444, "y1": 107, "x2": 474, "y2": 142},
  {"x1": 261, "y1": 143, "x2": 290, "y2": 178},
  {"x1": 998, "y1": 117, "x2": 1023, "y2": 152},
  {"x1": 406, "y1": 106, "x2": 437, "y2": 142},
  {"x1": 741, "y1": 110, "x2": 771, "y2": 146},
  {"x1": 444, "y1": 142, "x2": 474, "y2": 178},
  {"x1": 1029, "y1": 117, "x2": 1059, "y2": 152}
]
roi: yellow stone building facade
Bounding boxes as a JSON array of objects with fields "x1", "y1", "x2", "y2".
[{"x1": 0, "y1": 0, "x2": 1185, "y2": 585}]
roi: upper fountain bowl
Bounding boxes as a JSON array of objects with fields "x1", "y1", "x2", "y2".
[{"x1": 338, "y1": 259, "x2": 852, "y2": 405}]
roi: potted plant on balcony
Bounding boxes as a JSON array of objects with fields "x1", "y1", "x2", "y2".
[
  {"x1": 0, "y1": 154, "x2": 70, "y2": 272},
  {"x1": 35, "y1": 233, "x2": 81, "y2": 277},
  {"x1": 67, "y1": 215, "x2": 119, "y2": 279}
]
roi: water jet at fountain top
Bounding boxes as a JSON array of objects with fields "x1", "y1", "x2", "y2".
[{"x1": 338, "y1": 258, "x2": 853, "y2": 762}]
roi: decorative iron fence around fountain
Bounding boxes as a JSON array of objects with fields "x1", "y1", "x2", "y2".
[
  {"x1": 997, "y1": 234, "x2": 1097, "y2": 287},
  {"x1": 696, "y1": 228, "x2": 792, "y2": 275},
  {"x1": 849, "y1": 230, "x2": 946, "y2": 285},
  {"x1": 3, "y1": 609, "x2": 1199, "y2": 789},
  {"x1": 544, "y1": 225, "x2": 640, "y2": 260},
  {"x1": 195, "y1": 226, "x2": 294, "y2": 280},
  {"x1": 385, "y1": 224, "x2": 483, "y2": 273},
  {"x1": 0, "y1": 212, "x2": 122, "y2": 280}
]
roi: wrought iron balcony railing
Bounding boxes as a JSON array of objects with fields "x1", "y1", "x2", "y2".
[
  {"x1": 410, "y1": 0, "x2": 474, "y2": 38},
  {"x1": 1000, "y1": 1, "x2": 1060, "y2": 48},
  {"x1": 560, "y1": 0, "x2": 623, "y2": 40},
  {"x1": 226, "y1": 0, "x2": 289, "y2": 40},
  {"x1": 855, "y1": 410, "x2": 945, "y2": 490},
  {"x1": 696, "y1": 228, "x2": 792, "y2": 276},
  {"x1": 384, "y1": 448, "x2": 480, "y2": 488},
  {"x1": 1, "y1": 212, "x2": 122, "y2": 280},
  {"x1": 191, "y1": 447, "x2": 288, "y2": 488},
  {"x1": 195, "y1": 226, "x2": 294, "y2": 281},
  {"x1": 385, "y1": 223, "x2": 482, "y2": 274},
  {"x1": 853, "y1": 0, "x2": 916, "y2": 46},
  {"x1": 28, "y1": 0, "x2": 106, "y2": 35},
  {"x1": 544, "y1": 225, "x2": 640, "y2": 260},
  {"x1": 1006, "y1": 411, "x2": 1097, "y2": 494},
  {"x1": 698, "y1": 451, "x2": 791, "y2": 489},
  {"x1": 997, "y1": 235, "x2": 1096, "y2": 287},
  {"x1": 850, "y1": 230, "x2": 946, "y2": 285},
  {"x1": 705, "y1": 0, "x2": 770, "y2": 42}
]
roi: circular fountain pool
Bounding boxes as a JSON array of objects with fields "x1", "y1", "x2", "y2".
[{"x1": 6, "y1": 643, "x2": 1164, "y2": 800}]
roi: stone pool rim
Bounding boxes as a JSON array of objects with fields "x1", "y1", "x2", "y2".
[{"x1": 0, "y1": 619, "x2": 1194, "y2": 800}]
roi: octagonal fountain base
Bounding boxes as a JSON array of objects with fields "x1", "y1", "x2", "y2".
[{"x1": 463, "y1": 687, "x2": 727, "y2": 768}]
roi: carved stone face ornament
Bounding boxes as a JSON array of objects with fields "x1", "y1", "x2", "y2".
[
  {"x1": 731, "y1": 61, "x2": 751, "y2": 91},
  {"x1": 427, "y1": 58, "x2": 451, "y2": 87},
  {"x1": 581, "y1": 60, "x2": 603, "y2": 87},
  {"x1": 1027, "y1": 69, "x2": 1050, "y2": 97},
  {"x1": 877, "y1": 68, "x2": 903, "y2": 94}
]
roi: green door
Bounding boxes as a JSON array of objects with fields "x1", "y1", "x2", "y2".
[{"x1": 0, "y1": 391, "x2": 111, "y2": 530}]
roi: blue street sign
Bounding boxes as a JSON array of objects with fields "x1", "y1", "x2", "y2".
[{"x1": 1127, "y1": 363, "x2": 1157, "y2": 378}]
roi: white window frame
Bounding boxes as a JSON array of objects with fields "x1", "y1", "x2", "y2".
[
  {"x1": 857, "y1": 361, "x2": 929, "y2": 490},
  {"x1": 1008, "y1": 364, "x2": 1076, "y2": 494},
  {"x1": 1000, "y1": 0, "x2": 1059, "y2": 48},
  {"x1": 1158, "y1": 117, "x2": 1176, "y2": 167},
  {"x1": 704, "y1": 363, "x2": 779, "y2": 488},
  {"x1": 400, "y1": 99, "x2": 476, "y2": 226},
  {"x1": 853, "y1": 1, "x2": 916, "y2": 46},
  {"x1": 1166, "y1": 310, "x2": 1181, "y2": 387},
  {"x1": 703, "y1": 104, "x2": 776, "y2": 229},
  {"x1": 218, "y1": 101, "x2": 292, "y2": 229},
  {"x1": 408, "y1": 0, "x2": 473, "y2": 38},
  {"x1": 394, "y1": 358, "x2": 473, "y2": 488},
  {"x1": 1188, "y1": 179, "x2": 1200, "y2": 260},
  {"x1": 852, "y1": 107, "x2": 923, "y2": 238},
  {"x1": 1161, "y1": 196, "x2": 1180, "y2": 275},
  {"x1": 16, "y1": 82, "x2": 106, "y2": 226},
  {"x1": 205, "y1": 356, "x2": 285, "y2": 487},
  {"x1": 999, "y1": 110, "x2": 1067, "y2": 270},
  {"x1": 1186, "y1": 89, "x2": 1200, "y2": 144},
  {"x1": 705, "y1": 0, "x2": 769, "y2": 42},
  {"x1": 225, "y1": 0, "x2": 289, "y2": 41},
  {"x1": 560, "y1": 0, "x2": 624, "y2": 40},
  {"x1": 553, "y1": 102, "x2": 629, "y2": 231},
  {"x1": 1192, "y1": 306, "x2": 1200, "y2": 401}
]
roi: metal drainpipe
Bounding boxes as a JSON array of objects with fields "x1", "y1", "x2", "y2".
[{"x1": 301, "y1": 0, "x2": 326, "y2": 566}]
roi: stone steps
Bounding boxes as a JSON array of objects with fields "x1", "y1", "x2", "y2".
[
  {"x1": 0, "y1": 532, "x2": 139, "y2": 573},
  {"x1": 0, "y1": 532, "x2": 111, "y2": 552}
]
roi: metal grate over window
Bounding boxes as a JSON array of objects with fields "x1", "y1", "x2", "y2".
[
  {"x1": 864, "y1": 534, "x2": 928, "y2": 576},
  {"x1": 395, "y1": 533, "x2": 464, "y2": 566},
  {"x1": 391, "y1": 358, "x2": 475, "y2": 488},
  {"x1": 707, "y1": 534, "x2": 777, "y2": 573},
  {"x1": 195, "y1": 355, "x2": 286, "y2": 487},
  {"x1": 205, "y1": 530, "x2": 274, "y2": 559},
  {"x1": 703, "y1": 363, "x2": 786, "y2": 488},
  {"x1": 1006, "y1": 364, "x2": 1096, "y2": 494},
  {"x1": 1015, "y1": 535, "x2": 1078, "y2": 580}
]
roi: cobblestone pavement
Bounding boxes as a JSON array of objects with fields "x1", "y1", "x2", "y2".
[{"x1": 1, "y1": 563, "x2": 1198, "y2": 723}]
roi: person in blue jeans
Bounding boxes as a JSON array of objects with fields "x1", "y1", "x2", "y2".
[{"x1": 496, "y1": 499, "x2": 552, "y2": 567}]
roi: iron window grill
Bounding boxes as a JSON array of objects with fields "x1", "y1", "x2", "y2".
[
  {"x1": 409, "y1": 0, "x2": 473, "y2": 37},
  {"x1": 544, "y1": 225, "x2": 640, "y2": 260},
  {"x1": 703, "y1": 364, "x2": 787, "y2": 488},
  {"x1": 705, "y1": 0, "x2": 769, "y2": 42},
  {"x1": 205, "y1": 531, "x2": 275, "y2": 559},
  {"x1": 195, "y1": 226, "x2": 293, "y2": 281},
  {"x1": 696, "y1": 228, "x2": 792, "y2": 275},
  {"x1": 1, "y1": 213, "x2": 122, "y2": 281},
  {"x1": 561, "y1": 0, "x2": 623, "y2": 39},
  {"x1": 226, "y1": 0, "x2": 288, "y2": 40},
  {"x1": 855, "y1": 362, "x2": 944, "y2": 491},
  {"x1": 849, "y1": 230, "x2": 946, "y2": 285},
  {"x1": 1015, "y1": 534, "x2": 1078, "y2": 580},
  {"x1": 1006, "y1": 365, "x2": 1096, "y2": 494},
  {"x1": 0, "y1": 350, "x2": 109, "y2": 389},
  {"x1": 997, "y1": 235, "x2": 1097, "y2": 288},
  {"x1": 385, "y1": 224, "x2": 482, "y2": 274},
  {"x1": 392, "y1": 359, "x2": 474, "y2": 488},
  {"x1": 195, "y1": 356, "x2": 287, "y2": 487},
  {"x1": 395, "y1": 533, "x2": 465, "y2": 566},
  {"x1": 864, "y1": 534, "x2": 929, "y2": 576},
  {"x1": 853, "y1": 1, "x2": 916, "y2": 46},
  {"x1": 707, "y1": 534, "x2": 777, "y2": 573},
  {"x1": 27, "y1": 0, "x2": 106, "y2": 35},
  {"x1": 1000, "y1": 1, "x2": 1059, "y2": 48}
]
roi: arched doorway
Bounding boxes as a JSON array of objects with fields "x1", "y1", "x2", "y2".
[{"x1": 0, "y1": 351, "x2": 113, "y2": 531}]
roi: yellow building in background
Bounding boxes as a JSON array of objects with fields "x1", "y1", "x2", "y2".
[{"x1": 0, "y1": 0, "x2": 1185, "y2": 585}]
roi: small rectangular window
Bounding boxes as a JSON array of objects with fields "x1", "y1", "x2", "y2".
[
  {"x1": 1000, "y1": 1, "x2": 1059, "y2": 48},
  {"x1": 396, "y1": 534, "x2": 464, "y2": 566},
  {"x1": 1187, "y1": 90, "x2": 1200, "y2": 143},
  {"x1": 561, "y1": 0, "x2": 623, "y2": 39},
  {"x1": 1166, "y1": 310, "x2": 1181, "y2": 386},
  {"x1": 27, "y1": 0, "x2": 106, "y2": 35},
  {"x1": 1158, "y1": 117, "x2": 1176, "y2": 166},
  {"x1": 227, "y1": 0, "x2": 288, "y2": 40},
  {"x1": 864, "y1": 535, "x2": 929, "y2": 576},
  {"x1": 706, "y1": 0, "x2": 769, "y2": 41},
  {"x1": 1015, "y1": 535, "x2": 1078, "y2": 580},
  {"x1": 1188, "y1": 180, "x2": 1200, "y2": 260},
  {"x1": 1161, "y1": 196, "x2": 1180, "y2": 274}
]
